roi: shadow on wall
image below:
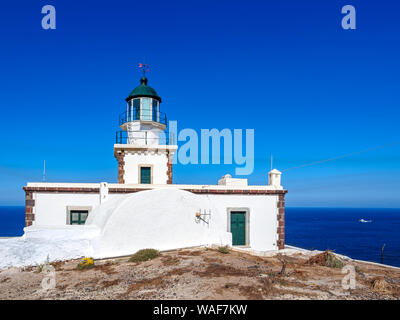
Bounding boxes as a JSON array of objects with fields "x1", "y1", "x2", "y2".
[{"x1": 86, "y1": 188, "x2": 231, "y2": 258}]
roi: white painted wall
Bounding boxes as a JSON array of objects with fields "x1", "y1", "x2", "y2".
[
  {"x1": 85, "y1": 188, "x2": 278, "y2": 257},
  {"x1": 87, "y1": 189, "x2": 231, "y2": 258},
  {"x1": 34, "y1": 193, "x2": 125, "y2": 226},
  {"x1": 126, "y1": 122, "x2": 165, "y2": 146},
  {"x1": 123, "y1": 152, "x2": 169, "y2": 184},
  {"x1": 206, "y1": 194, "x2": 279, "y2": 251},
  {"x1": 30, "y1": 187, "x2": 279, "y2": 258}
]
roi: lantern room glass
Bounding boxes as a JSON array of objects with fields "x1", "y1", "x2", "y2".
[{"x1": 141, "y1": 98, "x2": 151, "y2": 121}]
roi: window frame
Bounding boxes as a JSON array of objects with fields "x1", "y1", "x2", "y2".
[{"x1": 66, "y1": 206, "x2": 92, "y2": 225}]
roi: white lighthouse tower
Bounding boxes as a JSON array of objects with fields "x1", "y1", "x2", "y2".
[{"x1": 114, "y1": 69, "x2": 177, "y2": 184}]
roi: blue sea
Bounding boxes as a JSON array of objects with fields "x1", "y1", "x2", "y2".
[
  {"x1": 0, "y1": 206, "x2": 399, "y2": 267},
  {"x1": 286, "y1": 208, "x2": 400, "y2": 268}
]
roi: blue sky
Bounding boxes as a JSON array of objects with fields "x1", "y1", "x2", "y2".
[{"x1": 0, "y1": 0, "x2": 399, "y2": 207}]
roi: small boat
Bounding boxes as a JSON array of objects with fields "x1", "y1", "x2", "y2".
[{"x1": 359, "y1": 219, "x2": 372, "y2": 223}]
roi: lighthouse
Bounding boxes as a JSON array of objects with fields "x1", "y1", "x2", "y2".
[
  {"x1": 114, "y1": 73, "x2": 177, "y2": 184},
  {"x1": 20, "y1": 66, "x2": 287, "y2": 257}
]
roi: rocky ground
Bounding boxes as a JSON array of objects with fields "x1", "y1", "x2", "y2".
[{"x1": 0, "y1": 247, "x2": 399, "y2": 300}]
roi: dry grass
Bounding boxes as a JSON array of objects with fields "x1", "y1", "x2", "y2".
[
  {"x1": 0, "y1": 277, "x2": 10, "y2": 283},
  {"x1": 124, "y1": 267, "x2": 192, "y2": 296},
  {"x1": 101, "y1": 279, "x2": 121, "y2": 288},
  {"x1": 96, "y1": 262, "x2": 117, "y2": 275},
  {"x1": 238, "y1": 278, "x2": 274, "y2": 299},
  {"x1": 177, "y1": 250, "x2": 203, "y2": 256},
  {"x1": 2, "y1": 248, "x2": 400, "y2": 300},
  {"x1": 371, "y1": 278, "x2": 393, "y2": 294},
  {"x1": 160, "y1": 256, "x2": 181, "y2": 266},
  {"x1": 194, "y1": 263, "x2": 247, "y2": 278}
]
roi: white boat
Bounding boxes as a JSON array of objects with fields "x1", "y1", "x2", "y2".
[{"x1": 359, "y1": 219, "x2": 372, "y2": 223}]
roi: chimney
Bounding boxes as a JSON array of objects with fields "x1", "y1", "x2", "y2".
[{"x1": 268, "y1": 169, "x2": 282, "y2": 189}]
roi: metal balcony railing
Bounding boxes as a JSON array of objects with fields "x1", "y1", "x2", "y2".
[
  {"x1": 115, "y1": 130, "x2": 175, "y2": 145},
  {"x1": 119, "y1": 110, "x2": 167, "y2": 126}
]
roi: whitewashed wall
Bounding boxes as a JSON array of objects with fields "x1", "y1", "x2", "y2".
[
  {"x1": 34, "y1": 193, "x2": 125, "y2": 226},
  {"x1": 206, "y1": 194, "x2": 279, "y2": 251},
  {"x1": 123, "y1": 152, "x2": 169, "y2": 184},
  {"x1": 31, "y1": 188, "x2": 279, "y2": 257}
]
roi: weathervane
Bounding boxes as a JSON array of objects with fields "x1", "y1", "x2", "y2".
[{"x1": 138, "y1": 62, "x2": 150, "y2": 77}]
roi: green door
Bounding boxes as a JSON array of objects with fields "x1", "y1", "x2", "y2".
[
  {"x1": 140, "y1": 167, "x2": 151, "y2": 184},
  {"x1": 231, "y1": 212, "x2": 246, "y2": 245}
]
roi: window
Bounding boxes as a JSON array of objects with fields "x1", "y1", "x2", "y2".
[
  {"x1": 133, "y1": 99, "x2": 140, "y2": 120},
  {"x1": 140, "y1": 166, "x2": 152, "y2": 184},
  {"x1": 127, "y1": 100, "x2": 132, "y2": 118},
  {"x1": 141, "y1": 98, "x2": 151, "y2": 120},
  {"x1": 152, "y1": 99, "x2": 158, "y2": 122},
  {"x1": 70, "y1": 210, "x2": 89, "y2": 225}
]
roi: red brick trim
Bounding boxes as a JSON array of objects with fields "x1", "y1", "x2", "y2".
[
  {"x1": 167, "y1": 162, "x2": 172, "y2": 184},
  {"x1": 24, "y1": 191, "x2": 35, "y2": 227},
  {"x1": 23, "y1": 186, "x2": 100, "y2": 193},
  {"x1": 166, "y1": 151, "x2": 173, "y2": 184},
  {"x1": 23, "y1": 186, "x2": 287, "y2": 196},
  {"x1": 167, "y1": 163, "x2": 173, "y2": 184},
  {"x1": 277, "y1": 193, "x2": 286, "y2": 250},
  {"x1": 185, "y1": 189, "x2": 287, "y2": 195},
  {"x1": 115, "y1": 152, "x2": 125, "y2": 184}
]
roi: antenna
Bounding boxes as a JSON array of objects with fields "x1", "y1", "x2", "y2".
[
  {"x1": 282, "y1": 141, "x2": 400, "y2": 172},
  {"x1": 43, "y1": 160, "x2": 46, "y2": 182},
  {"x1": 270, "y1": 155, "x2": 273, "y2": 170}
]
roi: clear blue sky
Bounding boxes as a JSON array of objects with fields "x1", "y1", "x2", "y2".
[{"x1": 0, "y1": 0, "x2": 399, "y2": 207}]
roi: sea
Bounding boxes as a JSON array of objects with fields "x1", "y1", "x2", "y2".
[{"x1": 0, "y1": 206, "x2": 399, "y2": 267}]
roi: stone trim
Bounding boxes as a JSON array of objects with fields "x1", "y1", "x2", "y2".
[
  {"x1": 25, "y1": 191, "x2": 35, "y2": 227},
  {"x1": 167, "y1": 162, "x2": 173, "y2": 184},
  {"x1": 277, "y1": 193, "x2": 286, "y2": 250},
  {"x1": 23, "y1": 186, "x2": 287, "y2": 196},
  {"x1": 166, "y1": 150, "x2": 173, "y2": 184},
  {"x1": 23, "y1": 186, "x2": 101, "y2": 193},
  {"x1": 116, "y1": 152, "x2": 125, "y2": 184}
]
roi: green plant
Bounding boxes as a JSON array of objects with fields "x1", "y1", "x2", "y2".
[
  {"x1": 217, "y1": 246, "x2": 230, "y2": 254},
  {"x1": 325, "y1": 252, "x2": 344, "y2": 268},
  {"x1": 129, "y1": 249, "x2": 160, "y2": 262}
]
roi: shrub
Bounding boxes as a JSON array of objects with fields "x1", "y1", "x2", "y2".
[
  {"x1": 129, "y1": 249, "x2": 160, "y2": 262},
  {"x1": 325, "y1": 252, "x2": 344, "y2": 268},
  {"x1": 218, "y1": 246, "x2": 230, "y2": 254},
  {"x1": 77, "y1": 257, "x2": 95, "y2": 270},
  {"x1": 306, "y1": 251, "x2": 344, "y2": 268}
]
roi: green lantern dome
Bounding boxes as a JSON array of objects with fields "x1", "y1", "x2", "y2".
[{"x1": 125, "y1": 77, "x2": 162, "y2": 102}]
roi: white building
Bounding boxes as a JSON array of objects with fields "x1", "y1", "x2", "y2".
[{"x1": 22, "y1": 76, "x2": 287, "y2": 259}]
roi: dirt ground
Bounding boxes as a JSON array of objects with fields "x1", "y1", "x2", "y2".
[{"x1": 1, "y1": 247, "x2": 399, "y2": 300}]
